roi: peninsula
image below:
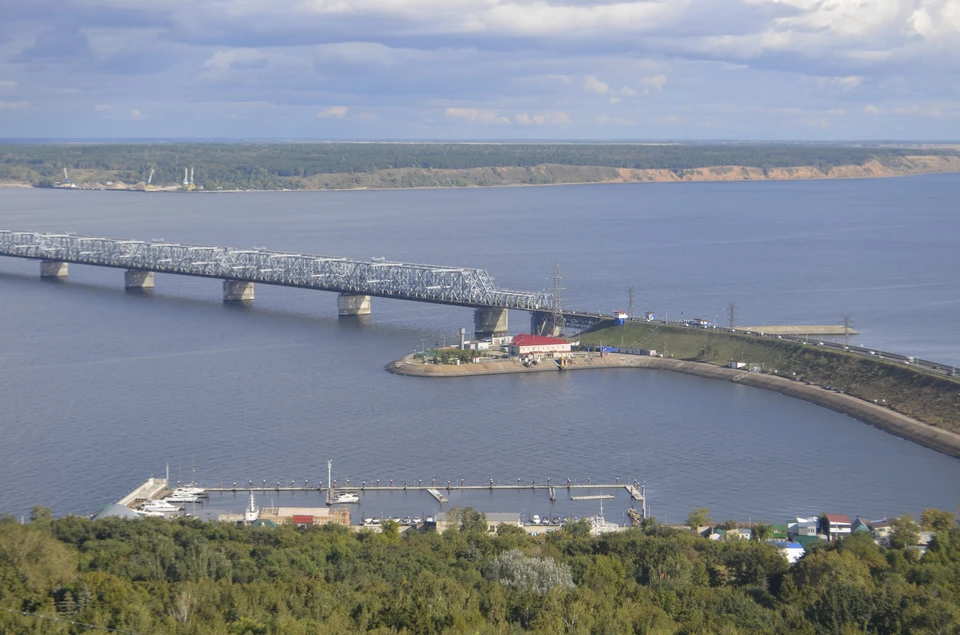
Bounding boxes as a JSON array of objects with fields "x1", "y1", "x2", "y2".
[{"x1": 389, "y1": 322, "x2": 960, "y2": 459}]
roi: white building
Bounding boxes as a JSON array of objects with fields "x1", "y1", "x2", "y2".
[{"x1": 510, "y1": 334, "x2": 572, "y2": 358}]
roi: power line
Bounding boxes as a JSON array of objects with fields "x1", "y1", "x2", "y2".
[{"x1": 1, "y1": 608, "x2": 143, "y2": 635}]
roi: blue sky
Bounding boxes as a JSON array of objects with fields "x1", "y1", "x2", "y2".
[{"x1": 1, "y1": 0, "x2": 958, "y2": 139}]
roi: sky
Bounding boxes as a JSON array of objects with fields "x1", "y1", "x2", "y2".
[{"x1": 0, "y1": 0, "x2": 958, "y2": 140}]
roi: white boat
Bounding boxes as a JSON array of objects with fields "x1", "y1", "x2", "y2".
[
  {"x1": 531, "y1": 514, "x2": 541, "y2": 525},
  {"x1": 335, "y1": 493, "x2": 360, "y2": 504},
  {"x1": 587, "y1": 500, "x2": 619, "y2": 536},
  {"x1": 165, "y1": 494, "x2": 202, "y2": 503},
  {"x1": 139, "y1": 499, "x2": 180, "y2": 514},
  {"x1": 244, "y1": 491, "x2": 260, "y2": 523},
  {"x1": 169, "y1": 486, "x2": 206, "y2": 497}
]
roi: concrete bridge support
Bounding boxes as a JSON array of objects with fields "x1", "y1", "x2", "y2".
[
  {"x1": 338, "y1": 293, "x2": 372, "y2": 316},
  {"x1": 223, "y1": 280, "x2": 254, "y2": 302},
  {"x1": 530, "y1": 311, "x2": 562, "y2": 337},
  {"x1": 40, "y1": 260, "x2": 68, "y2": 278},
  {"x1": 124, "y1": 270, "x2": 155, "y2": 290},
  {"x1": 474, "y1": 307, "x2": 508, "y2": 339}
]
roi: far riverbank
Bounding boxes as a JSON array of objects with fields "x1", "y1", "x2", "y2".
[{"x1": 387, "y1": 352, "x2": 960, "y2": 460}]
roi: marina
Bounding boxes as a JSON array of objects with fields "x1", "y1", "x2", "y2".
[{"x1": 100, "y1": 474, "x2": 648, "y2": 530}]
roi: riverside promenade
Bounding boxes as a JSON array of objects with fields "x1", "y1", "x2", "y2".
[{"x1": 388, "y1": 353, "x2": 960, "y2": 460}]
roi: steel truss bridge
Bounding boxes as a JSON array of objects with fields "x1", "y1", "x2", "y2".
[{"x1": 0, "y1": 230, "x2": 585, "y2": 318}]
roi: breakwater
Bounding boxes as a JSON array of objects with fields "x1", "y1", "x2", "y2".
[{"x1": 389, "y1": 353, "x2": 960, "y2": 460}]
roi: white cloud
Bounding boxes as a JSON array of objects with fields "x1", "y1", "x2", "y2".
[
  {"x1": 515, "y1": 111, "x2": 571, "y2": 125},
  {"x1": 94, "y1": 104, "x2": 113, "y2": 112},
  {"x1": 863, "y1": 104, "x2": 881, "y2": 114},
  {"x1": 609, "y1": 97, "x2": 621, "y2": 105},
  {"x1": 620, "y1": 86, "x2": 636, "y2": 96},
  {"x1": 0, "y1": 101, "x2": 32, "y2": 110},
  {"x1": 583, "y1": 75, "x2": 610, "y2": 94},
  {"x1": 639, "y1": 74, "x2": 667, "y2": 95},
  {"x1": 200, "y1": 48, "x2": 268, "y2": 79},
  {"x1": 129, "y1": 109, "x2": 148, "y2": 120},
  {"x1": 445, "y1": 107, "x2": 511, "y2": 124},
  {"x1": 0, "y1": 81, "x2": 17, "y2": 89},
  {"x1": 828, "y1": 108, "x2": 846, "y2": 115},
  {"x1": 317, "y1": 106, "x2": 349, "y2": 118}
]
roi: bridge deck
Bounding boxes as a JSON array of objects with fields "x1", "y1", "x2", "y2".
[{"x1": 0, "y1": 230, "x2": 554, "y2": 311}]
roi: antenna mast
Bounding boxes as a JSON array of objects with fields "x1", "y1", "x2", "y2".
[
  {"x1": 842, "y1": 314, "x2": 854, "y2": 347},
  {"x1": 550, "y1": 263, "x2": 565, "y2": 336},
  {"x1": 628, "y1": 286, "x2": 635, "y2": 320},
  {"x1": 727, "y1": 302, "x2": 737, "y2": 329}
]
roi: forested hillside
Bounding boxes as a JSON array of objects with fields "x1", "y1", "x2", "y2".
[
  {"x1": 1, "y1": 508, "x2": 958, "y2": 634},
  {"x1": 1, "y1": 143, "x2": 957, "y2": 191}
]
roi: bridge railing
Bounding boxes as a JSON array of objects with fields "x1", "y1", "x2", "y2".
[{"x1": 0, "y1": 230, "x2": 553, "y2": 310}]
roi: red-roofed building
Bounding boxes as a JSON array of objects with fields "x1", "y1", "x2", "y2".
[
  {"x1": 823, "y1": 514, "x2": 852, "y2": 540},
  {"x1": 510, "y1": 334, "x2": 572, "y2": 358}
]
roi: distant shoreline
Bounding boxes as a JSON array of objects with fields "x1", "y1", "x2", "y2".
[
  {"x1": 5, "y1": 156, "x2": 960, "y2": 193},
  {"x1": 388, "y1": 353, "x2": 960, "y2": 460}
]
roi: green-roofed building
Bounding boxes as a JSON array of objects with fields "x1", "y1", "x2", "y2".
[{"x1": 794, "y1": 535, "x2": 822, "y2": 548}]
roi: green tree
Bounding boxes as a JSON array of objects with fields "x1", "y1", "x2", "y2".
[
  {"x1": 751, "y1": 523, "x2": 773, "y2": 542},
  {"x1": 687, "y1": 507, "x2": 711, "y2": 531},
  {"x1": 889, "y1": 514, "x2": 921, "y2": 549},
  {"x1": 919, "y1": 508, "x2": 954, "y2": 532}
]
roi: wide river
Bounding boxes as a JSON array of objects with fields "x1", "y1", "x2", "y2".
[{"x1": 1, "y1": 176, "x2": 958, "y2": 524}]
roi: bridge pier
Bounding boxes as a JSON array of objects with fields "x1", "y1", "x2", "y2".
[
  {"x1": 530, "y1": 311, "x2": 562, "y2": 337},
  {"x1": 223, "y1": 280, "x2": 254, "y2": 302},
  {"x1": 124, "y1": 270, "x2": 154, "y2": 290},
  {"x1": 338, "y1": 293, "x2": 371, "y2": 316},
  {"x1": 40, "y1": 260, "x2": 68, "y2": 278},
  {"x1": 474, "y1": 307, "x2": 508, "y2": 339}
]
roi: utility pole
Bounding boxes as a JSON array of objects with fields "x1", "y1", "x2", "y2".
[
  {"x1": 628, "y1": 286, "x2": 635, "y2": 320},
  {"x1": 550, "y1": 263, "x2": 566, "y2": 336},
  {"x1": 842, "y1": 314, "x2": 854, "y2": 347},
  {"x1": 727, "y1": 302, "x2": 737, "y2": 329}
]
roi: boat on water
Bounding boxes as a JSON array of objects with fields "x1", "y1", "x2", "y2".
[
  {"x1": 244, "y1": 491, "x2": 260, "y2": 523},
  {"x1": 587, "y1": 500, "x2": 619, "y2": 536},
  {"x1": 138, "y1": 499, "x2": 181, "y2": 514},
  {"x1": 335, "y1": 493, "x2": 360, "y2": 504},
  {"x1": 165, "y1": 493, "x2": 203, "y2": 503},
  {"x1": 169, "y1": 486, "x2": 206, "y2": 497}
]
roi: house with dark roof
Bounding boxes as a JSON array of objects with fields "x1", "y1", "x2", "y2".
[{"x1": 823, "y1": 514, "x2": 852, "y2": 540}]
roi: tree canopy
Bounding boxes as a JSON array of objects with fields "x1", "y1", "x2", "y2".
[{"x1": 1, "y1": 507, "x2": 958, "y2": 633}]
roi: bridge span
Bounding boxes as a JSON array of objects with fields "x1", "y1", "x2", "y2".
[{"x1": 0, "y1": 230, "x2": 605, "y2": 338}]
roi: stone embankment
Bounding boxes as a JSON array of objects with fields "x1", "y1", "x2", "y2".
[{"x1": 387, "y1": 353, "x2": 960, "y2": 459}]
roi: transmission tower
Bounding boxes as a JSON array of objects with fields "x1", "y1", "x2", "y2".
[
  {"x1": 550, "y1": 263, "x2": 566, "y2": 336},
  {"x1": 842, "y1": 314, "x2": 854, "y2": 347},
  {"x1": 628, "y1": 286, "x2": 636, "y2": 320},
  {"x1": 727, "y1": 302, "x2": 737, "y2": 329}
]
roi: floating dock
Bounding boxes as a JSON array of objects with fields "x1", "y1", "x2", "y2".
[
  {"x1": 427, "y1": 488, "x2": 449, "y2": 503},
  {"x1": 570, "y1": 494, "x2": 615, "y2": 501}
]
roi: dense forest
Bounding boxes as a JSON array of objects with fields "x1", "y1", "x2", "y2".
[
  {"x1": 1, "y1": 507, "x2": 958, "y2": 634},
  {"x1": 0, "y1": 143, "x2": 957, "y2": 190}
]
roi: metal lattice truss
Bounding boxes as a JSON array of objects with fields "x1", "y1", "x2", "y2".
[{"x1": 0, "y1": 230, "x2": 554, "y2": 310}]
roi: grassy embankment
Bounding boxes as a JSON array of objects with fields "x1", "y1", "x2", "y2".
[{"x1": 579, "y1": 322, "x2": 960, "y2": 435}]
